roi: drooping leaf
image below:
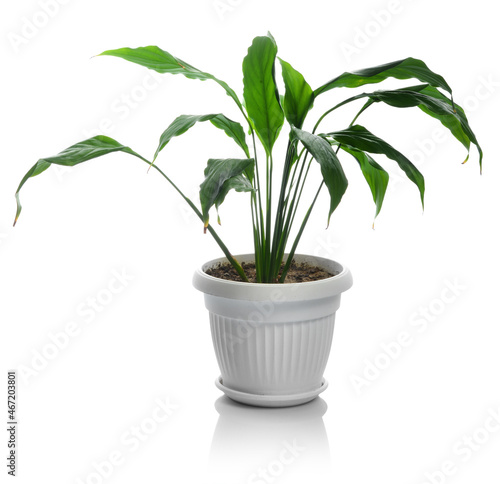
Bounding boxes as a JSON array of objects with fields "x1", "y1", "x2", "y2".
[
  {"x1": 278, "y1": 58, "x2": 314, "y2": 129},
  {"x1": 209, "y1": 115, "x2": 251, "y2": 159},
  {"x1": 325, "y1": 125, "x2": 425, "y2": 208},
  {"x1": 214, "y1": 175, "x2": 254, "y2": 224},
  {"x1": 338, "y1": 144, "x2": 389, "y2": 218},
  {"x1": 200, "y1": 158, "x2": 255, "y2": 229},
  {"x1": 98, "y1": 46, "x2": 244, "y2": 112},
  {"x1": 321, "y1": 84, "x2": 482, "y2": 171},
  {"x1": 14, "y1": 136, "x2": 148, "y2": 226},
  {"x1": 242, "y1": 33, "x2": 285, "y2": 156},
  {"x1": 314, "y1": 57, "x2": 452, "y2": 98},
  {"x1": 154, "y1": 114, "x2": 250, "y2": 161},
  {"x1": 366, "y1": 85, "x2": 482, "y2": 171},
  {"x1": 291, "y1": 127, "x2": 348, "y2": 225}
]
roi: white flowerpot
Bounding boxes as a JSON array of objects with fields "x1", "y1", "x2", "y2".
[{"x1": 193, "y1": 254, "x2": 353, "y2": 407}]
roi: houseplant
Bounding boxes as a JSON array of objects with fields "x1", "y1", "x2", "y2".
[{"x1": 14, "y1": 33, "x2": 481, "y2": 407}]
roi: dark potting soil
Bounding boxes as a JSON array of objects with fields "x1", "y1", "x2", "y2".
[{"x1": 205, "y1": 260, "x2": 336, "y2": 283}]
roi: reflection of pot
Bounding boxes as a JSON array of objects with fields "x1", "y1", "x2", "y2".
[
  {"x1": 193, "y1": 254, "x2": 353, "y2": 407},
  {"x1": 208, "y1": 396, "x2": 333, "y2": 484}
]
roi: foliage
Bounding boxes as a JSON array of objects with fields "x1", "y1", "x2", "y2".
[{"x1": 14, "y1": 34, "x2": 482, "y2": 283}]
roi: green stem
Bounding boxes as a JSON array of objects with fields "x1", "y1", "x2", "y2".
[
  {"x1": 279, "y1": 181, "x2": 323, "y2": 283},
  {"x1": 279, "y1": 100, "x2": 375, "y2": 282},
  {"x1": 251, "y1": 192, "x2": 262, "y2": 283},
  {"x1": 349, "y1": 99, "x2": 374, "y2": 127},
  {"x1": 251, "y1": 130, "x2": 266, "y2": 263},
  {"x1": 283, "y1": 147, "x2": 306, "y2": 206},
  {"x1": 312, "y1": 93, "x2": 368, "y2": 134},
  {"x1": 146, "y1": 160, "x2": 249, "y2": 282},
  {"x1": 279, "y1": 156, "x2": 313, "y2": 263},
  {"x1": 269, "y1": 140, "x2": 295, "y2": 281},
  {"x1": 273, "y1": 153, "x2": 310, "y2": 279},
  {"x1": 264, "y1": 153, "x2": 274, "y2": 281}
]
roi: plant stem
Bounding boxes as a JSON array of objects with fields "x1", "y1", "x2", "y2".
[
  {"x1": 251, "y1": 192, "x2": 262, "y2": 282},
  {"x1": 250, "y1": 130, "x2": 266, "y2": 266},
  {"x1": 349, "y1": 99, "x2": 374, "y2": 127},
  {"x1": 264, "y1": 153, "x2": 274, "y2": 281},
  {"x1": 273, "y1": 153, "x2": 310, "y2": 279},
  {"x1": 279, "y1": 156, "x2": 313, "y2": 261},
  {"x1": 279, "y1": 181, "x2": 323, "y2": 283},
  {"x1": 146, "y1": 160, "x2": 249, "y2": 282},
  {"x1": 312, "y1": 93, "x2": 368, "y2": 134},
  {"x1": 283, "y1": 147, "x2": 306, "y2": 208},
  {"x1": 269, "y1": 140, "x2": 295, "y2": 281},
  {"x1": 279, "y1": 101, "x2": 375, "y2": 282}
]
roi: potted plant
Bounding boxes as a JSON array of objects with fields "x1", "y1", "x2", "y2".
[{"x1": 14, "y1": 33, "x2": 481, "y2": 407}]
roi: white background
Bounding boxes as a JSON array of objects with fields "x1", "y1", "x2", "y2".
[{"x1": 1, "y1": 1, "x2": 499, "y2": 483}]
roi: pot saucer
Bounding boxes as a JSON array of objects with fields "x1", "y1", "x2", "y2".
[{"x1": 215, "y1": 376, "x2": 328, "y2": 408}]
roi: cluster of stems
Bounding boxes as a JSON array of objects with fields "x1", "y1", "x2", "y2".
[{"x1": 160, "y1": 98, "x2": 368, "y2": 284}]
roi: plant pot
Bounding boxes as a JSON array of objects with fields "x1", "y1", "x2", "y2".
[{"x1": 193, "y1": 254, "x2": 353, "y2": 407}]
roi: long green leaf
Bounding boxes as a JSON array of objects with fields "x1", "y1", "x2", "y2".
[
  {"x1": 278, "y1": 58, "x2": 314, "y2": 129},
  {"x1": 98, "y1": 46, "x2": 244, "y2": 113},
  {"x1": 154, "y1": 114, "x2": 250, "y2": 161},
  {"x1": 314, "y1": 57, "x2": 452, "y2": 98},
  {"x1": 320, "y1": 84, "x2": 482, "y2": 171},
  {"x1": 325, "y1": 125, "x2": 425, "y2": 207},
  {"x1": 291, "y1": 127, "x2": 348, "y2": 225},
  {"x1": 367, "y1": 85, "x2": 482, "y2": 171},
  {"x1": 338, "y1": 144, "x2": 389, "y2": 218},
  {"x1": 242, "y1": 33, "x2": 284, "y2": 156},
  {"x1": 14, "y1": 136, "x2": 147, "y2": 226},
  {"x1": 200, "y1": 158, "x2": 255, "y2": 229}
]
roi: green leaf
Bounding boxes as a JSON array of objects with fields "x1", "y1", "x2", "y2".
[
  {"x1": 278, "y1": 58, "x2": 314, "y2": 129},
  {"x1": 338, "y1": 144, "x2": 389, "y2": 218},
  {"x1": 242, "y1": 33, "x2": 285, "y2": 156},
  {"x1": 367, "y1": 85, "x2": 483, "y2": 171},
  {"x1": 214, "y1": 175, "x2": 254, "y2": 225},
  {"x1": 325, "y1": 125, "x2": 425, "y2": 208},
  {"x1": 200, "y1": 158, "x2": 255, "y2": 229},
  {"x1": 98, "y1": 46, "x2": 244, "y2": 113},
  {"x1": 314, "y1": 57, "x2": 453, "y2": 98},
  {"x1": 14, "y1": 136, "x2": 148, "y2": 226},
  {"x1": 291, "y1": 127, "x2": 348, "y2": 225},
  {"x1": 154, "y1": 114, "x2": 250, "y2": 161}
]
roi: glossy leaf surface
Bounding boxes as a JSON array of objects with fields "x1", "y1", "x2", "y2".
[
  {"x1": 278, "y1": 58, "x2": 314, "y2": 129},
  {"x1": 291, "y1": 127, "x2": 348, "y2": 224},
  {"x1": 242, "y1": 34, "x2": 284, "y2": 156},
  {"x1": 14, "y1": 136, "x2": 147, "y2": 225},
  {"x1": 314, "y1": 57, "x2": 452, "y2": 97},
  {"x1": 325, "y1": 125, "x2": 425, "y2": 207},
  {"x1": 154, "y1": 114, "x2": 250, "y2": 160},
  {"x1": 368, "y1": 85, "x2": 483, "y2": 170},
  {"x1": 99, "y1": 46, "x2": 244, "y2": 112},
  {"x1": 339, "y1": 144, "x2": 389, "y2": 218},
  {"x1": 200, "y1": 158, "x2": 255, "y2": 228}
]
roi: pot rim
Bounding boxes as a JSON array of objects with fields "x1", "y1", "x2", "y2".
[{"x1": 192, "y1": 253, "x2": 353, "y2": 302}]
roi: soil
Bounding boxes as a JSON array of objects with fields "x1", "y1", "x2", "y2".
[{"x1": 205, "y1": 260, "x2": 337, "y2": 283}]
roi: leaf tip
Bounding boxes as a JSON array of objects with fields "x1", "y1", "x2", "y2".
[{"x1": 13, "y1": 207, "x2": 20, "y2": 227}]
